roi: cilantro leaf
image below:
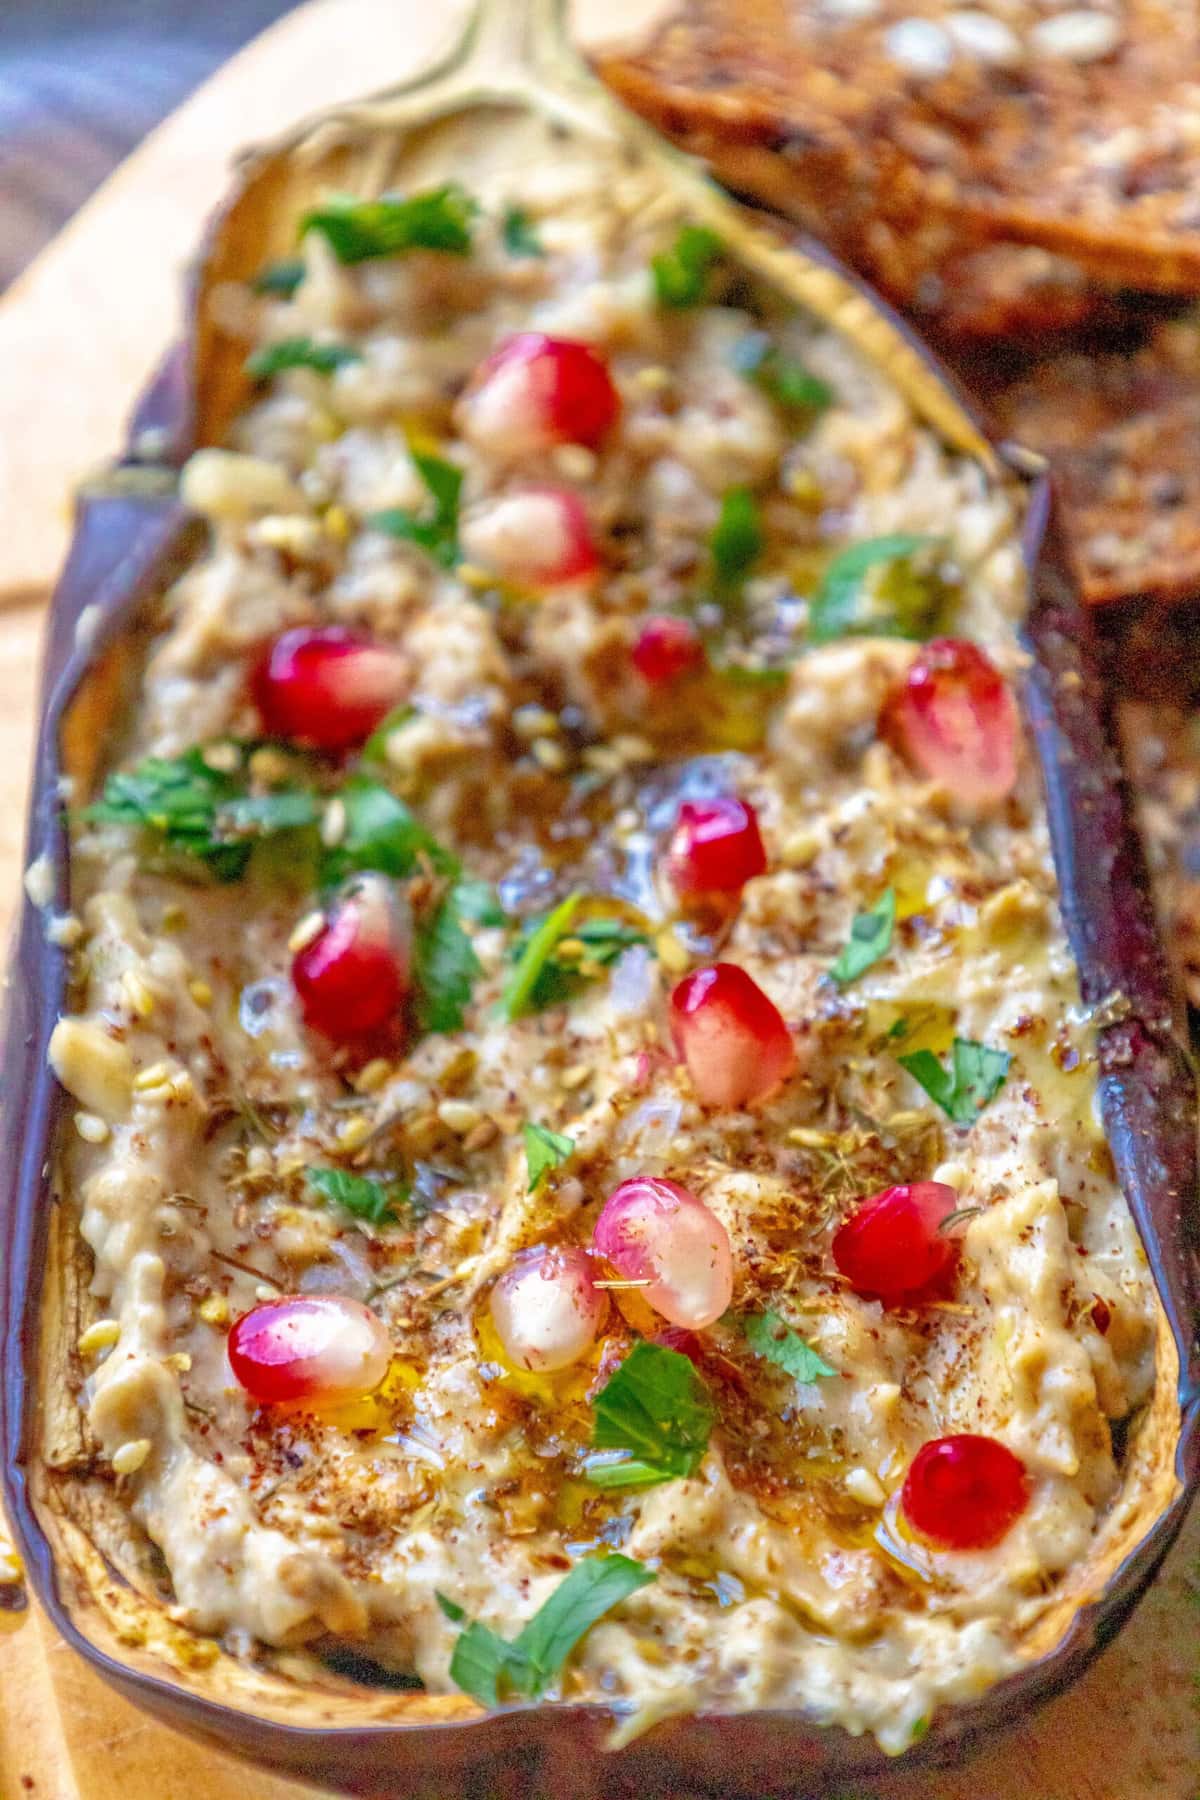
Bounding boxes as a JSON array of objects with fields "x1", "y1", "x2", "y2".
[
  {"x1": 301, "y1": 184, "x2": 477, "y2": 264},
  {"x1": 305, "y1": 1167, "x2": 403, "y2": 1224},
  {"x1": 450, "y1": 875, "x2": 505, "y2": 927},
  {"x1": 809, "y1": 534, "x2": 949, "y2": 645},
  {"x1": 220, "y1": 790, "x2": 321, "y2": 838},
  {"x1": 245, "y1": 337, "x2": 362, "y2": 381},
  {"x1": 412, "y1": 878, "x2": 487, "y2": 1034},
  {"x1": 253, "y1": 257, "x2": 305, "y2": 298},
  {"x1": 361, "y1": 705, "x2": 416, "y2": 765},
  {"x1": 711, "y1": 487, "x2": 763, "y2": 593},
  {"x1": 502, "y1": 205, "x2": 544, "y2": 257},
  {"x1": 651, "y1": 225, "x2": 722, "y2": 308},
  {"x1": 370, "y1": 450, "x2": 463, "y2": 569},
  {"x1": 437, "y1": 1554, "x2": 654, "y2": 1709},
  {"x1": 898, "y1": 1036, "x2": 1011, "y2": 1125},
  {"x1": 741, "y1": 1309, "x2": 835, "y2": 1382},
  {"x1": 523, "y1": 1122, "x2": 575, "y2": 1191},
  {"x1": 321, "y1": 776, "x2": 453, "y2": 886},
  {"x1": 732, "y1": 332, "x2": 832, "y2": 415},
  {"x1": 500, "y1": 892, "x2": 582, "y2": 1019},
  {"x1": 587, "y1": 1342, "x2": 714, "y2": 1489},
  {"x1": 501, "y1": 899, "x2": 651, "y2": 1018},
  {"x1": 829, "y1": 888, "x2": 895, "y2": 987}
]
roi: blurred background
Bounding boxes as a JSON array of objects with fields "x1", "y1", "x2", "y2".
[{"x1": 0, "y1": 0, "x2": 294, "y2": 288}]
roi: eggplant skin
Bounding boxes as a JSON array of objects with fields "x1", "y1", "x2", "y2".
[{"x1": 2, "y1": 230, "x2": 1198, "y2": 1800}]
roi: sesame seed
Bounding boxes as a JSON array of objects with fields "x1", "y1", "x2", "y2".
[
  {"x1": 654, "y1": 929, "x2": 689, "y2": 974},
  {"x1": 247, "y1": 746, "x2": 293, "y2": 785},
  {"x1": 845, "y1": 1467, "x2": 886, "y2": 1507},
  {"x1": 201, "y1": 742, "x2": 240, "y2": 774},
  {"x1": 323, "y1": 503, "x2": 352, "y2": 542},
  {"x1": 77, "y1": 1318, "x2": 121, "y2": 1355},
  {"x1": 112, "y1": 1439, "x2": 152, "y2": 1476},
  {"x1": 74, "y1": 1111, "x2": 110, "y2": 1145},
  {"x1": 1030, "y1": 9, "x2": 1119, "y2": 59},
  {"x1": 532, "y1": 737, "x2": 569, "y2": 772},
  {"x1": 560, "y1": 1063, "x2": 592, "y2": 1090},
  {"x1": 120, "y1": 968, "x2": 156, "y2": 1020},
  {"x1": 552, "y1": 445, "x2": 597, "y2": 482},
  {"x1": 321, "y1": 797, "x2": 347, "y2": 848},
  {"x1": 633, "y1": 365, "x2": 672, "y2": 393},
  {"x1": 198, "y1": 1294, "x2": 230, "y2": 1327},
  {"x1": 337, "y1": 1115, "x2": 372, "y2": 1153},
  {"x1": 884, "y1": 17, "x2": 954, "y2": 76},
  {"x1": 513, "y1": 705, "x2": 559, "y2": 741},
  {"x1": 288, "y1": 910, "x2": 326, "y2": 954},
  {"x1": 354, "y1": 1057, "x2": 394, "y2": 1095},
  {"x1": 189, "y1": 978, "x2": 213, "y2": 1007},
  {"x1": 166, "y1": 1352, "x2": 193, "y2": 1373},
  {"x1": 133, "y1": 1061, "x2": 173, "y2": 1092},
  {"x1": 246, "y1": 1144, "x2": 273, "y2": 1177},
  {"x1": 456, "y1": 561, "x2": 495, "y2": 590},
  {"x1": 437, "y1": 1099, "x2": 483, "y2": 1134},
  {"x1": 946, "y1": 9, "x2": 1022, "y2": 65}
]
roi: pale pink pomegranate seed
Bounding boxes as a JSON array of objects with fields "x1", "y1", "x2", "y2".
[
  {"x1": 666, "y1": 796, "x2": 767, "y2": 898},
  {"x1": 489, "y1": 1245, "x2": 608, "y2": 1372},
  {"x1": 459, "y1": 487, "x2": 599, "y2": 589},
  {"x1": 593, "y1": 1176, "x2": 733, "y2": 1329},
  {"x1": 292, "y1": 874, "x2": 410, "y2": 1041},
  {"x1": 252, "y1": 625, "x2": 410, "y2": 751},
  {"x1": 900, "y1": 1434, "x2": 1030, "y2": 1550},
  {"x1": 832, "y1": 1181, "x2": 965, "y2": 1306},
  {"x1": 461, "y1": 332, "x2": 620, "y2": 456},
  {"x1": 669, "y1": 962, "x2": 796, "y2": 1108},
  {"x1": 631, "y1": 616, "x2": 706, "y2": 686},
  {"x1": 882, "y1": 638, "x2": 1019, "y2": 809},
  {"x1": 228, "y1": 1295, "x2": 391, "y2": 1406}
]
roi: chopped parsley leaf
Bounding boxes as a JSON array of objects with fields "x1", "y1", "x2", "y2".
[
  {"x1": 711, "y1": 487, "x2": 764, "y2": 593},
  {"x1": 587, "y1": 1342, "x2": 714, "y2": 1489},
  {"x1": 437, "y1": 1553, "x2": 654, "y2": 1709},
  {"x1": 253, "y1": 257, "x2": 305, "y2": 298},
  {"x1": 301, "y1": 184, "x2": 476, "y2": 264},
  {"x1": 245, "y1": 337, "x2": 362, "y2": 381},
  {"x1": 741, "y1": 1309, "x2": 835, "y2": 1382},
  {"x1": 501, "y1": 205, "x2": 544, "y2": 258},
  {"x1": 732, "y1": 332, "x2": 832, "y2": 415},
  {"x1": 320, "y1": 776, "x2": 453, "y2": 887},
  {"x1": 305, "y1": 1167, "x2": 404, "y2": 1225},
  {"x1": 412, "y1": 878, "x2": 492, "y2": 1035},
  {"x1": 808, "y1": 534, "x2": 949, "y2": 644},
  {"x1": 829, "y1": 888, "x2": 895, "y2": 987},
  {"x1": 651, "y1": 224, "x2": 722, "y2": 308},
  {"x1": 370, "y1": 449, "x2": 463, "y2": 569},
  {"x1": 500, "y1": 898, "x2": 651, "y2": 1019},
  {"x1": 898, "y1": 1037, "x2": 1011, "y2": 1125},
  {"x1": 361, "y1": 705, "x2": 417, "y2": 765},
  {"x1": 523, "y1": 1122, "x2": 575, "y2": 1191}
]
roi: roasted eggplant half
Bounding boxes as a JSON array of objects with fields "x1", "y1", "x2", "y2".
[{"x1": 2, "y1": 4, "x2": 1198, "y2": 1795}]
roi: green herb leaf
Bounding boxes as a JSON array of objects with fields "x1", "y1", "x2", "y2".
[
  {"x1": 253, "y1": 257, "x2": 306, "y2": 298},
  {"x1": 321, "y1": 776, "x2": 453, "y2": 886},
  {"x1": 809, "y1": 534, "x2": 949, "y2": 645},
  {"x1": 305, "y1": 1167, "x2": 402, "y2": 1225},
  {"x1": 450, "y1": 875, "x2": 505, "y2": 927},
  {"x1": 898, "y1": 1036, "x2": 1011, "y2": 1125},
  {"x1": 500, "y1": 900, "x2": 651, "y2": 1018},
  {"x1": 523, "y1": 1122, "x2": 575, "y2": 1190},
  {"x1": 370, "y1": 450, "x2": 463, "y2": 569},
  {"x1": 500, "y1": 892, "x2": 582, "y2": 1019},
  {"x1": 302, "y1": 184, "x2": 477, "y2": 264},
  {"x1": 741, "y1": 1309, "x2": 835, "y2": 1382},
  {"x1": 245, "y1": 337, "x2": 363, "y2": 381},
  {"x1": 732, "y1": 333, "x2": 832, "y2": 414},
  {"x1": 437, "y1": 1555, "x2": 653, "y2": 1709},
  {"x1": 501, "y1": 205, "x2": 544, "y2": 258},
  {"x1": 710, "y1": 487, "x2": 763, "y2": 592},
  {"x1": 651, "y1": 224, "x2": 722, "y2": 308},
  {"x1": 587, "y1": 1342, "x2": 714, "y2": 1489},
  {"x1": 412, "y1": 878, "x2": 486, "y2": 1034},
  {"x1": 829, "y1": 888, "x2": 895, "y2": 987},
  {"x1": 360, "y1": 705, "x2": 416, "y2": 764},
  {"x1": 220, "y1": 790, "x2": 321, "y2": 838}
]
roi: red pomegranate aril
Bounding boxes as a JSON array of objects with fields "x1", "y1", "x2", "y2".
[
  {"x1": 252, "y1": 626, "x2": 410, "y2": 751},
  {"x1": 292, "y1": 874, "x2": 410, "y2": 1041},
  {"x1": 489, "y1": 1245, "x2": 607, "y2": 1372},
  {"x1": 670, "y1": 963, "x2": 796, "y2": 1109},
  {"x1": 459, "y1": 487, "x2": 599, "y2": 589},
  {"x1": 632, "y1": 616, "x2": 706, "y2": 686},
  {"x1": 228, "y1": 1296, "x2": 391, "y2": 1406},
  {"x1": 462, "y1": 332, "x2": 620, "y2": 456},
  {"x1": 882, "y1": 637, "x2": 1019, "y2": 810},
  {"x1": 593, "y1": 1176, "x2": 733, "y2": 1329},
  {"x1": 666, "y1": 796, "x2": 767, "y2": 898},
  {"x1": 900, "y1": 1433, "x2": 1030, "y2": 1550},
  {"x1": 832, "y1": 1181, "x2": 963, "y2": 1306}
]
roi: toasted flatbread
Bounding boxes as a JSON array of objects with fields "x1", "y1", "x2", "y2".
[{"x1": 599, "y1": 0, "x2": 1200, "y2": 321}]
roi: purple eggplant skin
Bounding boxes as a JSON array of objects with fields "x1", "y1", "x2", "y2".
[{"x1": 2, "y1": 326, "x2": 1198, "y2": 1800}]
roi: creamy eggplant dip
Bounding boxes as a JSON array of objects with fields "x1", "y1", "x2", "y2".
[{"x1": 47, "y1": 119, "x2": 1157, "y2": 1754}]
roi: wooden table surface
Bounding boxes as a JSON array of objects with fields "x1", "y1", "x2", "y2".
[{"x1": 0, "y1": 3, "x2": 1196, "y2": 1795}]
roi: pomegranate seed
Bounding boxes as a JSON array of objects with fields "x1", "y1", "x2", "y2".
[
  {"x1": 882, "y1": 637, "x2": 1019, "y2": 810},
  {"x1": 228, "y1": 1295, "x2": 391, "y2": 1406},
  {"x1": 489, "y1": 1245, "x2": 607, "y2": 1372},
  {"x1": 670, "y1": 963, "x2": 795, "y2": 1108},
  {"x1": 832, "y1": 1181, "x2": 963, "y2": 1306},
  {"x1": 632, "y1": 616, "x2": 706, "y2": 686},
  {"x1": 459, "y1": 487, "x2": 599, "y2": 589},
  {"x1": 292, "y1": 874, "x2": 410, "y2": 1041},
  {"x1": 593, "y1": 1176, "x2": 733, "y2": 1329},
  {"x1": 252, "y1": 626, "x2": 409, "y2": 751},
  {"x1": 901, "y1": 1434, "x2": 1030, "y2": 1550},
  {"x1": 461, "y1": 332, "x2": 620, "y2": 456},
  {"x1": 666, "y1": 796, "x2": 767, "y2": 898}
]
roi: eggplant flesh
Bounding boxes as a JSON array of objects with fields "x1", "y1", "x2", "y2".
[{"x1": 1, "y1": 94, "x2": 1198, "y2": 1800}]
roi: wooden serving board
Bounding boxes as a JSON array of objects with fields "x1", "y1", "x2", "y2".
[{"x1": 0, "y1": 3, "x2": 1196, "y2": 1794}]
